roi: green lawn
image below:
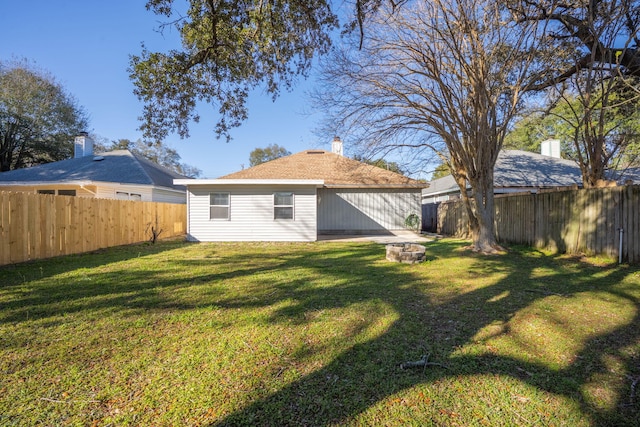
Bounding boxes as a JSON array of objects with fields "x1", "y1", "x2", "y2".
[{"x1": 0, "y1": 239, "x2": 638, "y2": 426}]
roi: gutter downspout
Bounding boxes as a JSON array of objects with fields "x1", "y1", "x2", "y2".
[{"x1": 619, "y1": 228, "x2": 624, "y2": 264}]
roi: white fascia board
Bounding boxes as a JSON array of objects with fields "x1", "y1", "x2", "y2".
[
  {"x1": 323, "y1": 184, "x2": 428, "y2": 189},
  {"x1": 0, "y1": 180, "x2": 94, "y2": 187},
  {"x1": 174, "y1": 178, "x2": 325, "y2": 187}
]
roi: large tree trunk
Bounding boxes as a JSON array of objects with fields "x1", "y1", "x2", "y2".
[
  {"x1": 472, "y1": 189, "x2": 499, "y2": 253},
  {"x1": 468, "y1": 171, "x2": 500, "y2": 253},
  {"x1": 453, "y1": 173, "x2": 479, "y2": 239},
  {"x1": 452, "y1": 167, "x2": 500, "y2": 252}
]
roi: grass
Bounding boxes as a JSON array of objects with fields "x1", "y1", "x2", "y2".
[{"x1": 0, "y1": 238, "x2": 638, "y2": 426}]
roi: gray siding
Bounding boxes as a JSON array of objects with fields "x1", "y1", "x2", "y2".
[
  {"x1": 152, "y1": 188, "x2": 186, "y2": 204},
  {"x1": 317, "y1": 188, "x2": 422, "y2": 233},
  {"x1": 186, "y1": 185, "x2": 318, "y2": 242},
  {"x1": 95, "y1": 184, "x2": 153, "y2": 201}
]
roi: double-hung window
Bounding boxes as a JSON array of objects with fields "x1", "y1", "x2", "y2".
[
  {"x1": 210, "y1": 192, "x2": 230, "y2": 220},
  {"x1": 274, "y1": 192, "x2": 294, "y2": 220}
]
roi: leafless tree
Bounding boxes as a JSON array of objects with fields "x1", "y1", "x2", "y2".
[
  {"x1": 315, "y1": 0, "x2": 547, "y2": 253},
  {"x1": 549, "y1": 77, "x2": 640, "y2": 187},
  {"x1": 514, "y1": 0, "x2": 640, "y2": 187},
  {"x1": 513, "y1": 0, "x2": 640, "y2": 89}
]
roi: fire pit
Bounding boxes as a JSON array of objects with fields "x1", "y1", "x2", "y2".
[{"x1": 385, "y1": 243, "x2": 426, "y2": 264}]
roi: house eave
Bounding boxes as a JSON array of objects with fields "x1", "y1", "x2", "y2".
[
  {"x1": 174, "y1": 179, "x2": 325, "y2": 187},
  {"x1": 324, "y1": 183, "x2": 428, "y2": 189},
  {"x1": 174, "y1": 179, "x2": 426, "y2": 190},
  {"x1": 0, "y1": 180, "x2": 95, "y2": 187},
  {"x1": 0, "y1": 180, "x2": 185, "y2": 193}
]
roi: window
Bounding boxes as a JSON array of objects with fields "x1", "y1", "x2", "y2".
[
  {"x1": 210, "y1": 192, "x2": 230, "y2": 220},
  {"x1": 37, "y1": 189, "x2": 76, "y2": 196},
  {"x1": 116, "y1": 191, "x2": 142, "y2": 201},
  {"x1": 274, "y1": 192, "x2": 294, "y2": 220}
]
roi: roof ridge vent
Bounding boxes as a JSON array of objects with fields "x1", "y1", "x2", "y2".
[{"x1": 306, "y1": 150, "x2": 325, "y2": 154}]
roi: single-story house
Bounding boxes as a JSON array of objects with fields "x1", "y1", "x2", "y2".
[
  {"x1": 422, "y1": 147, "x2": 585, "y2": 205},
  {"x1": 0, "y1": 134, "x2": 187, "y2": 204},
  {"x1": 422, "y1": 141, "x2": 593, "y2": 232},
  {"x1": 175, "y1": 138, "x2": 427, "y2": 242}
]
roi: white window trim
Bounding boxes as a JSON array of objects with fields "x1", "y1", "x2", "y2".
[
  {"x1": 273, "y1": 192, "x2": 294, "y2": 220},
  {"x1": 210, "y1": 192, "x2": 230, "y2": 220},
  {"x1": 116, "y1": 191, "x2": 142, "y2": 201}
]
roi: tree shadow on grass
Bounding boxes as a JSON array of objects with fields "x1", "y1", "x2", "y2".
[
  {"x1": 0, "y1": 239, "x2": 192, "y2": 286},
  {"x1": 1, "y1": 239, "x2": 638, "y2": 425},
  {"x1": 0, "y1": 240, "x2": 317, "y2": 328},
  {"x1": 206, "y1": 241, "x2": 640, "y2": 426}
]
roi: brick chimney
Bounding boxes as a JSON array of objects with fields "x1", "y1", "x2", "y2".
[
  {"x1": 74, "y1": 132, "x2": 94, "y2": 158},
  {"x1": 331, "y1": 136, "x2": 344, "y2": 156}
]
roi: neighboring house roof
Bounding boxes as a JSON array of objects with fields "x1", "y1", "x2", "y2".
[
  {"x1": 423, "y1": 150, "x2": 584, "y2": 198},
  {"x1": 608, "y1": 167, "x2": 640, "y2": 184},
  {"x1": 0, "y1": 150, "x2": 186, "y2": 191},
  {"x1": 494, "y1": 150, "x2": 584, "y2": 187},
  {"x1": 219, "y1": 150, "x2": 427, "y2": 188}
]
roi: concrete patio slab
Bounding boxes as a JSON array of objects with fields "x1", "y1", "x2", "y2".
[{"x1": 317, "y1": 230, "x2": 435, "y2": 244}]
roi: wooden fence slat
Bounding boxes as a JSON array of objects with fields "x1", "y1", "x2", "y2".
[
  {"x1": 623, "y1": 186, "x2": 631, "y2": 263},
  {"x1": 26, "y1": 193, "x2": 36, "y2": 261},
  {"x1": 0, "y1": 192, "x2": 10, "y2": 265},
  {"x1": 631, "y1": 186, "x2": 639, "y2": 263},
  {"x1": 9, "y1": 192, "x2": 26, "y2": 263}
]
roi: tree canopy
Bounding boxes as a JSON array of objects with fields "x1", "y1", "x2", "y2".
[
  {"x1": 506, "y1": 91, "x2": 640, "y2": 179},
  {"x1": 430, "y1": 163, "x2": 451, "y2": 180},
  {"x1": 248, "y1": 144, "x2": 291, "y2": 167},
  {"x1": 130, "y1": 0, "x2": 340, "y2": 143},
  {"x1": 353, "y1": 155, "x2": 405, "y2": 175},
  {"x1": 510, "y1": 0, "x2": 640, "y2": 187},
  {"x1": 129, "y1": 0, "x2": 415, "y2": 143},
  {"x1": 0, "y1": 60, "x2": 88, "y2": 172},
  {"x1": 512, "y1": 0, "x2": 640, "y2": 89}
]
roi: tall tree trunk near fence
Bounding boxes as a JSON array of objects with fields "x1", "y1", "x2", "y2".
[{"x1": 459, "y1": 166, "x2": 501, "y2": 254}]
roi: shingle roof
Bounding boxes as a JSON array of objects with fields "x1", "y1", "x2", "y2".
[
  {"x1": 609, "y1": 167, "x2": 640, "y2": 184},
  {"x1": 423, "y1": 150, "x2": 584, "y2": 196},
  {"x1": 0, "y1": 150, "x2": 186, "y2": 190},
  {"x1": 494, "y1": 150, "x2": 583, "y2": 187},
  {"x1": 220, "y1": 150, "x2": 427, "y2": 188}
]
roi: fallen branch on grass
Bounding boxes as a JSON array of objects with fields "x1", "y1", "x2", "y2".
[
  {"x1": 399, "y1": 354, "x2": 449, "y2": 370},
  {"x1": 524, "y1": 289, "x2": 565, "y2": 297},
  {"x1": 40, "y1": 397, "x2": 100, "y2": 404}
]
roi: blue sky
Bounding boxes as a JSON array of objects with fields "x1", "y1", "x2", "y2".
[{"x1": 1, "y1": 1, "x2": 330, "y2": 178}]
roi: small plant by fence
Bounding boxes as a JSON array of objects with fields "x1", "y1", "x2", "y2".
[
  {"x1": 0, "y1": 191, "x2": 187, "y2": 266},
  {"x1": 432, "y1": 185, "x2": 640, "y2": 263}
]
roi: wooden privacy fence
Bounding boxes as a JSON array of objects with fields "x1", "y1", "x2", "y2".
[
  {"x1": 436, "y1": 185, "x2": 640, "y2": 263},
  {"x1": 0, "y1": 191, "x2": 187, "y2": 266}
]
